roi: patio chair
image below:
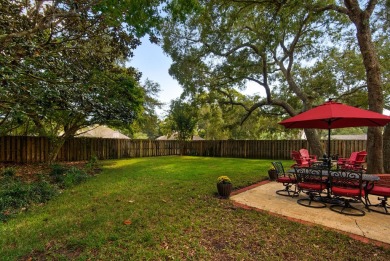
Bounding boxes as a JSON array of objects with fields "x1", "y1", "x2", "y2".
[
  {"x1": 291, "y1": 151, "x2": 310, "y2": 168},
  {"x1": 365, "y1": 183, "x2": 390, "y2": 215},
  {"x1": 344, "y1": 151, "x2": 367, "y2": 171},
  {"x1": 329, "y1": 170, "x2": 365, "y2": 216},
  {"x1": 272, "y1": 161, "x2": 298, "y2": 197},
  {"x1": 299, "y1": 148, "x2": 317, "y2": 165},
  {"x1": 337, "y1": 151, "x2": 358, "y2": 170},
  {"x1": 294, "y1": 165, "x2": 327, "y2": 208}
]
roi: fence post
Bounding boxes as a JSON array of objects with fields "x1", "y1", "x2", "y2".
[
  {"x1": 244, "y1": 140, "x2": 247, "y2": 158},
  {"x1": 117, "y1": 139, "x2": 120, "y2": 159}
]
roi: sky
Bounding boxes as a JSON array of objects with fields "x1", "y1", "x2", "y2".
[
  {"x1": 129, "y1": 38, "x2": 182, "y2": 116},
  {"x1": 129, "y1": 37, "x2": 263, "y2": 117}
]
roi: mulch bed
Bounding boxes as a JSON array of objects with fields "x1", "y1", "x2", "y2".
[{"x1": 0, "y1": 161, "x2": 90, "y2": 182}]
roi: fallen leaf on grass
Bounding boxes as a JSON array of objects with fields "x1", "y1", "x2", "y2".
[{"x1": 123, "y1": 219, "x2": 132, "y2": 225}]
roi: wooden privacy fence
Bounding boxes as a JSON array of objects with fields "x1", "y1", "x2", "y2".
[
  {"x1": 0, "y1": 136, "x2": 367, "y2": 163},
  {"x1": 183, "y1": 139, "x2": 366, "y2": 159},
  {"x1": 0, "y1": 137, "x2": 181, "y2": 163}
]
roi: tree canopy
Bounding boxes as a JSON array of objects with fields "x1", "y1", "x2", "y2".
[
  {"x1": 160, "y1": 0, "x2": 390, "y2": 172},
  {"x1": 0, "y1": 0, "x2": 164, "y2": 161},
  {"x1": 164, "y1": 99, "x2": 199, "y2": 141}
]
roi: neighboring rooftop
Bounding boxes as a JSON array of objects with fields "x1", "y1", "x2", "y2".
[
  {"x1": 76, "y1": 125, "x2": 130, "y2": 139},
  {"x1": 330, "y1": 134, "x2": 367, "y2": 140},
  {"x1": 301, "y1": 131, "x2": 367, "y2": 140},
  {"x1": 156, "y1": 133, "x2": 204, "y2": 140}
]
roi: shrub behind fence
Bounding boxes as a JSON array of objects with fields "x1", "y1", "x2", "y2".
[{"x1": 0, "y1": 136, "x2": 367, "y2": 163}]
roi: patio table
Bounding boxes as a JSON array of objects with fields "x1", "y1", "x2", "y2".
[
  {"x1": 287, "y1": 168, "x2": 379, "y2": 182},
  {"x1": 287, "y1": 168, "x2": 379, "y2": 202}
]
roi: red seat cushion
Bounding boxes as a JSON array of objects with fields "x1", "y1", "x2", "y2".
[
  {"x1": 369, "y1": 186, "x2": 390, "y2": 197},
  {"x1": 298, "y1": 182, "x2": 326, "y2": 191},
  {"x1": 305, "y1": 178, "x2": 325, "y2": 183},
  {"x1": 332, "y1": 186, "x2": 365, "y2": 197},
  {"x1": 332, "y1": 180, "x2": 360, "y2": 188},
  {"x1": 277, "y1": 177, "x2": 296, "y2": 183}
]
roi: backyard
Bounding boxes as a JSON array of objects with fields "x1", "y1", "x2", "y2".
[{"x1": 1, "y1": 156, "x2": 389, "y2": 260}]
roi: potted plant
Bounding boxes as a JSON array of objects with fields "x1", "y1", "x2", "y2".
[
  {"x1": 268, "y1": 166, "x2": 277, "y2": 181},
  {"x1": 216, "y1": 176, "x2": 232, "y2": 198}
]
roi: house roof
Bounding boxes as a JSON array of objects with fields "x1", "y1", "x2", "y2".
[
  {"x1": 156, "y1": 133, "x2": 204, "y2": 140},
  {"x1": 330, "y1": 134, "x2": 367, "y2": 140},
  {"x1": 301, "y1": 131, "x2": 367, "y2": 140},
  {"x1": 76, "y1": 125, "x2": 130, "y2": 139}
]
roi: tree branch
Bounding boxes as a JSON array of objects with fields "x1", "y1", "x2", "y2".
[
  {"x1": 312, "y1": 4, "x2": 349, "y2": 15},
  {"x1": 239, "y1": 98, "x2": 297, "y2": 124}
]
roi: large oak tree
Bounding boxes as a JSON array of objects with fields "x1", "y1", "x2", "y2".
[{"x1": 161, "y1": 0, "x2": 388, "y2": 173}]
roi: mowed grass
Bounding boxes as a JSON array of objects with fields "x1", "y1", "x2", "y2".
[{"x1": 1, "y1": 156, "x2": 389, "y2": 260}]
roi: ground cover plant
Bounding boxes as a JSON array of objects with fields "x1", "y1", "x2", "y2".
[
  {"x1": 0, "y1": 159, "x2": 99, "y2": 222},
  {"x1": 0, "y1": 156, "x2": 389, "y2": 260}
]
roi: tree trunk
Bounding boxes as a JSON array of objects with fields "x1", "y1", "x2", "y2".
[
  {"x1": 179, "y1": 140, "x2": 185, "y2": 156},
  {"x1": 383, "y1": 125, "x2": 390, "y2": 173},
  {"x1": 304, "y1": 129, "x2": 323, "y2": 158},
  {"x1": 366, "y1": 128, "x2": 384, "y2": 174},
  {"x1": 47, "y1": 136, "x2": 66, "y2": 164},
  {"x1": 46, "y1": 124, "x2": 81, "y2": 164},
  {"x1": 346, "y1": 1, "x2": 384, "y2": 173}
]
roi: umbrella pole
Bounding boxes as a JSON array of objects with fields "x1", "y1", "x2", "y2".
[
  {"x1": 328, "y1": 128, "x2": 331, "y2": 157},
  {"x1": 327, "y1": 128, "x2": 331, "y2": 170}
]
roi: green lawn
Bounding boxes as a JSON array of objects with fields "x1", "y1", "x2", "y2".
[{"x1": 1, "y1": 156, "x2": 389, "y2": 260}]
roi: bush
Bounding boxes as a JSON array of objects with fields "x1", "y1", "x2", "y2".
[
  {"x1": 0, "y1": 176, "x2": 57, "y2": 222},
  {"x1": 0, "y1": 179, "x2": 31, "y2": 210},
  {"x1": 0, "y1": 164, "x2": 92, "y2": 222},
  {"x1": 85, "y1": 155, "x2": 100, "y2": 173},
  {"x1": 50, "y1": 164, "x2": 90, "y2": 187},
  {"x1": 29, "y1": 180, "x2": 58, "y2": 203},
  {"x1": 49, "y1": 164, "x2": 68, "y2": 183},
  {"x1": 88, "y1": 155, "x2": 98, "y2": 166},
  {"x1": 1, "y1": 167, "x2": 16, "y2": 178},
  {"x1": 61, "y1": 167, "x2": 89, "y2": 188}
]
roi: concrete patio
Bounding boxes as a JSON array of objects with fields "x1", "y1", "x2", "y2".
[{"x1": 230, "y1": 181, "x2": 390, "y2": 247}]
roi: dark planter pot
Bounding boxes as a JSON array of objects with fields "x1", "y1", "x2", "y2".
[
  {"x1": 217, "y1": 183, "x2": 232, "y2": 198},
  {"x1": 268, "y1": 170, "x2": 277, "y2": 181}
]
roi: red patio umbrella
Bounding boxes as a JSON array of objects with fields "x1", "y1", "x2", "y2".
[{"x1": 279, "y1": 99, "x2": 390, "y2": 159}]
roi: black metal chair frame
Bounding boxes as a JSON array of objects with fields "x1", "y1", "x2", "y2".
[
  {"x1": 329, "y1": 170, "x2": 365, "y2": 216},
  {"x1": 294, "y1": 166, "x2": 327, "y2": 208},
  {"x1": 272, "y1": 161, "x2": 299, "y2": 197},
  {"x1": 365, "y1": 183, "x2": 390, "y2": 215}
]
